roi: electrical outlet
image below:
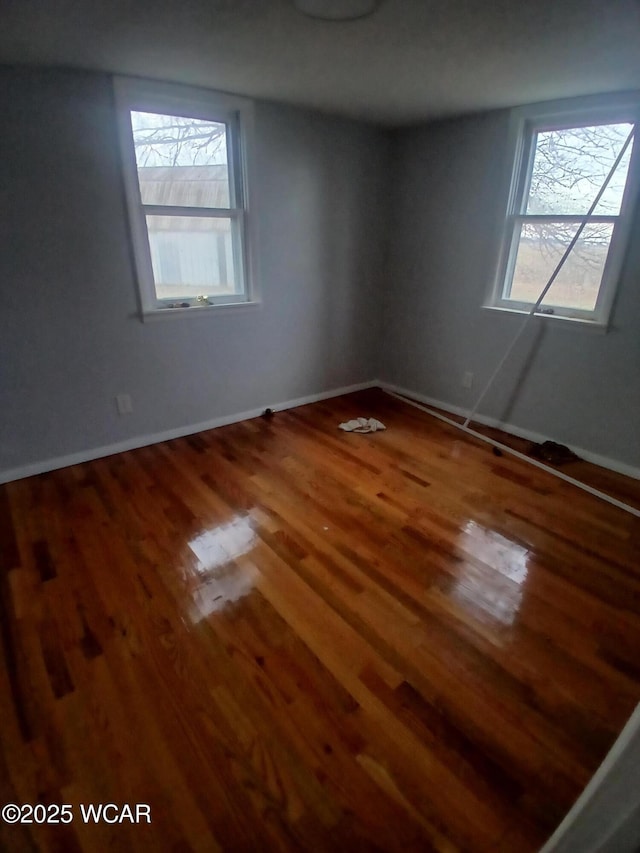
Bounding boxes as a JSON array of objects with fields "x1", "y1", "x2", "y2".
[
  {"x1": 462, "y1": 371, "x2": 474, "y2": 389},
  {"x1": 116, "y1": 393, "x2": 133, "y2": 415}
]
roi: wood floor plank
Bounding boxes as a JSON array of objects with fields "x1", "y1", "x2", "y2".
[{"x1": 1, "y1": 388, "x2": 639, "y2": 851}]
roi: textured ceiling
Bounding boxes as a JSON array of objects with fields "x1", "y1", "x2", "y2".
[{"x1": 1, "y1": 0, "x2": 640, "y2": 125}]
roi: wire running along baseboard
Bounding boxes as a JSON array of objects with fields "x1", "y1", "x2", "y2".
[
  {"x1": 397, "y1": 129, "x2": 640, "y2": 518},
  {"x1": 384, "y1": 388, "x2": 640, "y2": 519}
]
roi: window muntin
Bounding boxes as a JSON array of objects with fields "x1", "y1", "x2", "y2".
[
  {"x1": 115, "y1": 80, "x2": 255, "y2": 316},
  {"x1": 492, "y1": 102, "x2": 639, "y2": 325}
]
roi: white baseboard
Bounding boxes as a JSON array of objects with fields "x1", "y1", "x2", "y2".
[
  {"x1": 380, "y1": 381, "x2": 640, "y2": 482},
  {"x1": 0, "y1": 380, "x2": 378, "y2": 485},
  {"x1": 540, "y1": 702, "x2": 640, "y2": 853}
]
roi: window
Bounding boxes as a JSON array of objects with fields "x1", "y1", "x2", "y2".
[
  {"x1": 490, "y1": 95, "x2": 640, "y2": 325},
  {"x1": 115, "y1": 78, "x2": 257, "y2": 318}
]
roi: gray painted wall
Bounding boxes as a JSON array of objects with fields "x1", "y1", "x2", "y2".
[
  {"x1": 381, "y1": 111, "x2": 640, "y2": 470},
  {"x1": 1, "y1": 66, "x2": 638, "y2": 479},
  {"x1": 0, "y1": 67, "x2": 387, "y2": 476}
]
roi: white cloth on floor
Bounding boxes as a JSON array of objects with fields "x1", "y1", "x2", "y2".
[{"x1": 338, "y1": 417, "x2": 386, "y2": 434}]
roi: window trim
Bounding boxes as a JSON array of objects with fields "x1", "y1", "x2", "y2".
[
  {"x1": 486, "y1": 93, "x2": 640, "y2": 329},
  {"x1": 114, "y1": 76, "x2": 259, "y2": 320}
]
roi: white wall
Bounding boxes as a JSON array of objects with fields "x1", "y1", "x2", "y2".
[
  {"x1": 381, "y1": 111, "x2": 640, "y2": 472},
  {"x1": 0, "y1": 67, "x2": 387, "y2": 478}
]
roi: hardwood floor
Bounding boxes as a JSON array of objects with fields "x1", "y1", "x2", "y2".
[
  {"x1": 1, "y1": 388, "x2": 639, "y2": 852},
  {"x1": 407, "y1": 397, "x2": 640, "y2": 513}
]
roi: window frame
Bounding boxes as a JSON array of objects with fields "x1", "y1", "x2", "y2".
[
  {"x1": 487, "y1": 93, "x2": 640, "y2": 328},
  {"x1": 114, "y1": 76, "x2": 259, "y2": 320}
]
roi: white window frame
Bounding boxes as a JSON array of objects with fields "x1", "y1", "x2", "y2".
[
  {"x1": 114, "y1": 76, "x2": 259, "y2": 321},
  {"x1": 487, "y1": 93, "x2": 640, "y2": 328}
]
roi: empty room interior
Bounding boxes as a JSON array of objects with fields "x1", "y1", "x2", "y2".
[{"x1": 2, "y1": 0, "x2": 640, "y2": 850}]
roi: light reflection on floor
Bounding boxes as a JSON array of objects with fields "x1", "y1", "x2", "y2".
[
  {"x1": 187, "y1": 517, "x2": 258, "y2": 620},
  {"x1": 463, "y1": 520, "x2": 529, "y2": 584},
  {"x1": 450, "y1": 520, "x2": 531, "y2": 627}
]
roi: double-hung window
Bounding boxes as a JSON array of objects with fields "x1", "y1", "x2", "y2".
[
  {"x1": 115, "y1": 78, "x2": 256, "y2": 318},
  {"x1": 490, "y1": 95, "x2": 640, "y2": 326}
]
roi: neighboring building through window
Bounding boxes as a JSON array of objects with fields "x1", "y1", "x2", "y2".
[
  {"x1": 489, "y1": 95, "x2": 640, "y2": 325},
  {"x1": 115, "y1": 78, "x2": 256, "y2": 317}
]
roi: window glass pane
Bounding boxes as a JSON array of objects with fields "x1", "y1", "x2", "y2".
[
  {"x1": 145, "y1": 215, "x2": 240, "y2": 300},
  {"x1": 132, "y1": 112, "x2": 230, "y2": 208},
  {"x1": 507, "y1": 221, "x2": 613, "y2": 312},
  {"x1": 526, "y1": 123, "x2": 633, "y2": 216}
]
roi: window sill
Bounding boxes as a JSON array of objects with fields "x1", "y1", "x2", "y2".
[
  {"x1": 141, "y1": 300, "x2": 262, "y2": 322},
  {"x1": 482, "y1": 304, "x2": 609, "y2": 334}
]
